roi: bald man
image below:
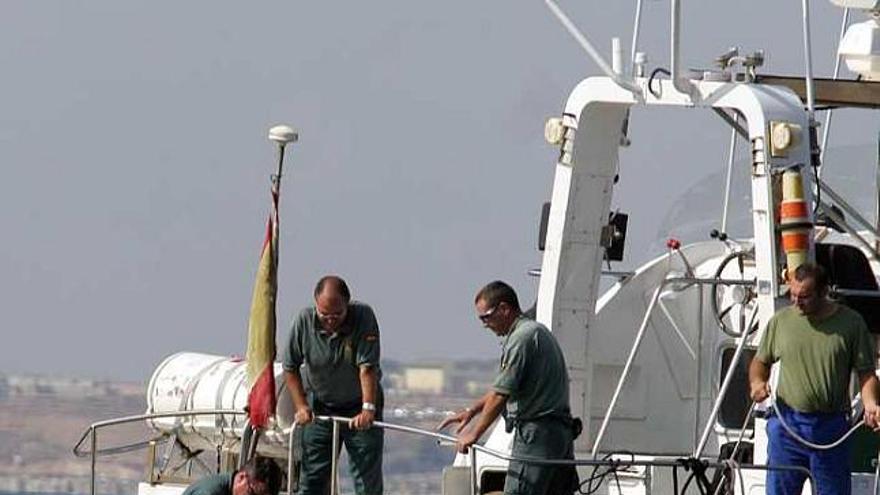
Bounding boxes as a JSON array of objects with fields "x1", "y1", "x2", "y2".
[{"x1": 283, "y1": 275, "x2": 383, "y2": 495}]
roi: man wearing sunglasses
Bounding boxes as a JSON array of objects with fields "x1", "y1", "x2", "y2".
[
  {"x1": 438, "y1": 280, "x2": 578, "y2": 495},
  {"x1": 283, "y1": 275, "x2": 383, "y2": 495},
  {"x1": 182, "y1": 456, "x2": 282, "y2": 495}
]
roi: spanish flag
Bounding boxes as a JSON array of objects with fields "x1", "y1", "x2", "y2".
[{"x1": 246, "y1": 181, "x2": 279, "y2": 429}]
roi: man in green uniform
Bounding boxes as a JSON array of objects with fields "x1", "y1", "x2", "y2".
[
  {"x1": 283, "y1": 275, "x2": 383, "y2": 495},
  {"x1": 182, "y1": 456, "x2": 282, "y2": 495},
  {"x1": 439, "y1": 280, "x2": 578, "y2": 495},
  {"x1": 749, "y1": 263, "x2": 880, "y2": 495}
]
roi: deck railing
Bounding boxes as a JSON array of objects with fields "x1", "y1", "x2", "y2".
[{"x1": 74, "y1": 410, "x2": 814, "y2": 495}]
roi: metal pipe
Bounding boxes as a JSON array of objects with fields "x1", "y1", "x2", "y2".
[
  {"x1": 658, "y1": 298, "x2": 697, "y2": 359},
  {"x1": 721, "y1": 116, "x2": 739, "y2": 233},
  {"x1": 543, "y1": 0, "x2": 642, "y2": 97},
  {"x1": 694, "y1": 306, "x2": 759, "y2": 458},
  {"x1": 287, "y1": 424, "x2": 297, "y2": 495},
  {"x1": 330, "y1": 421, "x2": 340, "y2": 495},
  {"x1": 801, "y1": 0, "x2": 817, "y2": 117},
  {"x1": 670, "y1": 0, "x2": 694, "y2": 95},
  {"x1": 816, "y1": 177, "x2": 880, "y2": 240},
  {"x1": 693, "y1": 282, "x2": 704, "y2": 452},
  {"x1": 818, "y1": 7, "x2": 851, "y2": 177},
  {"x1": 469, "y1": 448, "x2": 478, "y2": 495},
  {"x1": 591, "y1": 285, "x2": 663, "y2": 457},
  {"x1": 629, "y1": 0, "x2": 645, "y2": 77},
  {"x1": 819, "y1": 203, "x2": 880, "y2": 260},
  {"x1": 73, "y1": 409, "x2": 246, "y2": 456},
  {"x1": 90, "y1": 428, "x2": 97, "y2": 495}
]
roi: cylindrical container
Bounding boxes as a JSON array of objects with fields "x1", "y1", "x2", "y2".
[
  {"x1": 779, "y1": 168, "x2": 812, "y2": 274},
  {"x1": 146, "y1": 352, "x2": 295, "y2": 457}
]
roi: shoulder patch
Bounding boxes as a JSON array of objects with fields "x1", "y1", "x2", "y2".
[{"x1": 364, "y1": 332, "x2": 379, "y2": 342}]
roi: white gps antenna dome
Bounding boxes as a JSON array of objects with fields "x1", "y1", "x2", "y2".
[{"x1": 268, "y1": 125, "x2": 298, "y2": 145}]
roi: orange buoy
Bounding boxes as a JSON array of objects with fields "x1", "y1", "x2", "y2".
[{"x1": 779, "y1": 168, "x2": 812, "y2": 275}]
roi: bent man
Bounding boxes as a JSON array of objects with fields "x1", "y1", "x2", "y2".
[
  {"x1": 182, "y1": 456, "x2": 282, "y2": 495},
  {"x1": 749, "y1": 263, "x2": 880, "y2": 495},
  {"x1": 439, "y1": 280, "x2": 578, "y2": 495},
  {"x1": 283, "y1": 275, "x2": 383, "y2": 495}
]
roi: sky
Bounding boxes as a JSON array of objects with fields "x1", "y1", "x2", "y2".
[{"x1": 2, "y1": 1, "x2": 878, "y2": 382}]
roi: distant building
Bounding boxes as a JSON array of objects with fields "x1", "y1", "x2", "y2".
[{"x1": 403, "y1": 367, "x2": 445, "y2": 394}]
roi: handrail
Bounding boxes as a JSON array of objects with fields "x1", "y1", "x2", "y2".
[
  {"x1": 73, "y1": 409, "x2": 246, "y2": 457},
  {"x1": 286, "y1": 415, "x2": 816, "y2": 495},
  {"x1": 73, "y1": 409, "x2": 246, "y2": 495}
]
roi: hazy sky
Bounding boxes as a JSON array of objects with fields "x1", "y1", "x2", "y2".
[{"x1": 2, "y1": 1, "x2": 877, "y2": 382}]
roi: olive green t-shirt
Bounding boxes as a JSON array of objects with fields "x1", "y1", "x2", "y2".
[
  {"x1": 492, "y1": 316, "x2": 571, "y2": 425},
  {"x1": 282, "y1": 301, "x2": 381, "y2": 408},
  {"x1": 182, "y1": 473, "x2": 232, "y2": 495},
  {"x1": 756, "y1": 305, "x2": 876, "y2": 413}
]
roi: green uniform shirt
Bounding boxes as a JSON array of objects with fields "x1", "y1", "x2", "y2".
[
  {"x1": 182, "y1": 473, "x2": 232, "y2": 495},
  {"x1": 756, "y1": 305, "x2": 876, "y2": 413},
  {"x1": 492, "y1": 316, "x2": 571, "y2": 425},
  {"x1": 282, "y1": 301, "x2": 381, "y2": 408}
]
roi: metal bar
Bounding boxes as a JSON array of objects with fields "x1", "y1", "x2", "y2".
[
  {"x1": 330, "y1": 420, "x2": 340, "y2": 495},
  {"x1": 73, "y1": 409, "x2": 245, "y2": 456},
  {"x1": 543, "y1": 0, "x2": 642, "y2": 97},
  {"x1": 670, "y1": 0, "x2": 694, "y2": 96},
  {"x1": 819, "y1": 202, "x2": 880, "y2": 261},
  {"x1": 591, "y1": 285, "x2": 663, "y2": 458},
  {"x1": 287, "y1": 424, "x2": 297, "y2": 495},
  {"x1": 90, "y1": 428, "x2": 97, "y2": 495},
  {"x1": 722, "y1": 115, "x2": 739, "y2": 233},
  {"x1": 801, "y1": 0, "x2": 817, "y2": 117},
  {"x1": 693, "y1": 282, "x2": 704, "y2": 452},
  {"x1": 666, "y1": 277, "x2": 755, "y2": 287},
  {"x1": 834, "y1": 288, "x2": 880, "y2": 297},
  {"x1": 629, "y1": 0, "x2": 644, "y2": 75},
  {"x1": 657, "y1": 298, "x2": 697, "y2": 359},
  {"x1": 713, "y1": 108, "x2": 748, "y2": 140},
  {"x1": 305, "y1": 414, "x2": 816, "y2": 490},
  {"x1": 469, "y1": 448, "x2": 478, "y2": 495},
  {"x1": 815, "y1": 176, "x2": 880, "y2": 241},
  {"x1": 818, "y1": 7, "x2": 850, "y2": 175},
  {"x1": 694, "y1": 305, "x2": 758, "y2": 458}
]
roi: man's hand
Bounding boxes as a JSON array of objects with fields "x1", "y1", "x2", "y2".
[
  {"x1": 864, "y1": 401, "x2": 880, "y2": 430},
  {"x1": 294, "y1": 406, "x2": 314, "y2": 425},
  {"x1": 750, "y1": 380, "x2": 770, "y2": 403},
  {"x1": 350, "y1": 409, "x2": 375, "y2": 430},
  {"x1": 456, "y1": 428, "x2": 480, "y2": 454},
  {"x1": 437, "y1": 409, "x2": 475, "y2": 434}
]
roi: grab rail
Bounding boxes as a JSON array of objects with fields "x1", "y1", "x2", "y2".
[
  {"x1": 287, "y1": 415, "x2": 816, "y2": 495},
  {"x1": 73, "y1": 409, "x2": 246, "y2": 495},
  {"x1": 74, "y1": 409, "x2": 815, "y2": 495}
]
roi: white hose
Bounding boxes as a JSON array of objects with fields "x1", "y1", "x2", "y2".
[{"x1": 769, "y1": 390, "x2": 864, "y2": 450}]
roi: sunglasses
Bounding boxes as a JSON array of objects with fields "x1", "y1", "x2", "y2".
[{"x1": 478, "y1": 306, "x2": 498, "y2": 322}]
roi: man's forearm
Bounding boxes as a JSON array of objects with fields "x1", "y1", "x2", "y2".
[
  {"x1": 469, "y1": 391, "x2": 507, "y2": 440},
  {"x1": 284, "y1": 369, "x2": 309, "y2": 410},
  {"x1": 359, "y1": 366, "x2": 378, "y2": 405},
  {"x1": 749, "y1": 357, "x2": 770, "y2": 385},
  {"x1": 860, "y1": 372, "x2": 880, "y2": 406}
]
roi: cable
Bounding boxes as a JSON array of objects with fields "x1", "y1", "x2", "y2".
[
  {"x1": 648, "y1": 68, "x2": 671, "y2": 98},
  {"x1": 578, "y1": 451, "x2": 634, "y2": 495}
]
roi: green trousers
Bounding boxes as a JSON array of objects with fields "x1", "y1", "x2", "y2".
[
  {"x1": 503, "y1": 417, "x2": 578, "y2": 495},
  {"x1": 298, "y1": 419, "x2": 384, "y2": 495}
]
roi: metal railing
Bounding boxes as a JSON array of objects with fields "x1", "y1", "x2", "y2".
[
  {"x1": 287, "y1": 415, "x2": 815, "y2": 495},
  {"x1": 73, "y1": 409, "x2": 246, "y2": 495},
  {"x1": 74, "y1": 408, "x2": 815, "y2": 495}
]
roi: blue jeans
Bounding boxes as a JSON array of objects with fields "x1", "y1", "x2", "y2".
[{"x1": 766, "y1": 403, "x2": 851, "y2": 495}]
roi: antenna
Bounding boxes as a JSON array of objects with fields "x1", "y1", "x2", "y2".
[{"x1": 543, "y1": 0, "x2": 642, "y2": 98}]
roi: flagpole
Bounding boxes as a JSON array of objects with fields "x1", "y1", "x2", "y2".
[{"x1": 269, "y1": 124, "x2": 299, "y2": 190}]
